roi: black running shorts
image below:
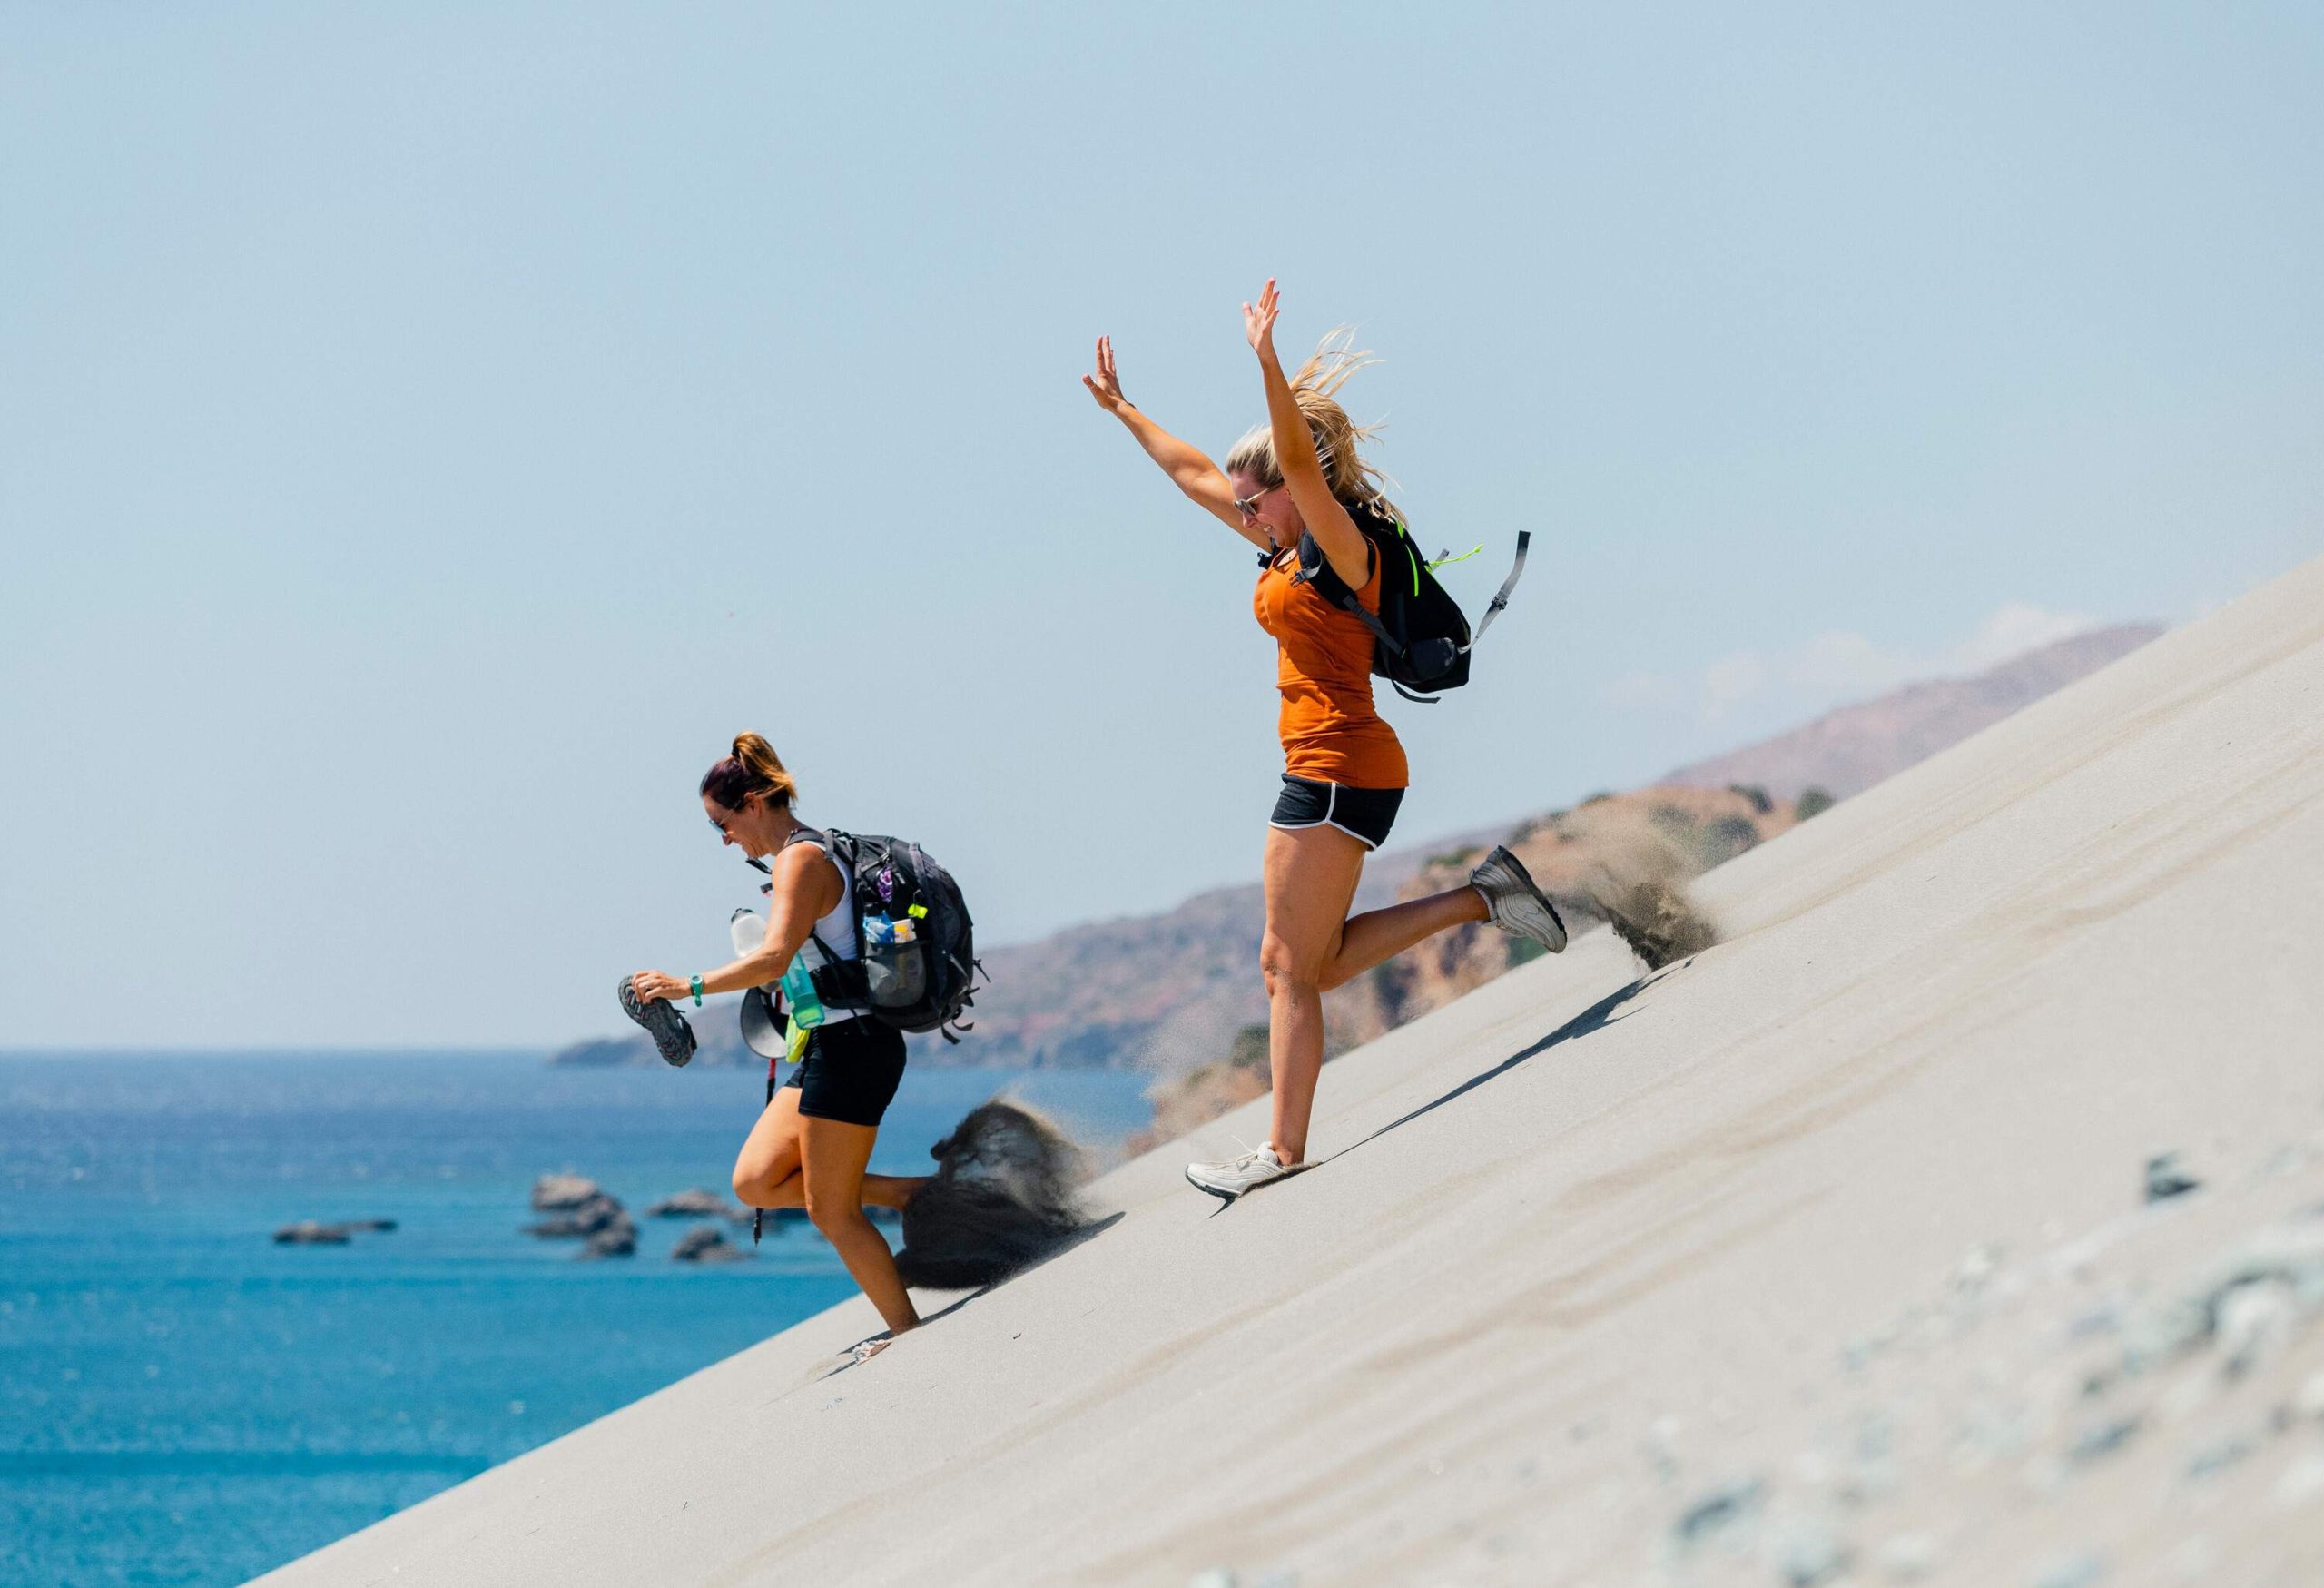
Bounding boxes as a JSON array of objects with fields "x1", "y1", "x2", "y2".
[
  {"x1": 1269, "y1": 774, "x2": 1405, "y2": 851},
  {"x1": 782, "y1": 1016, "x2": 908, "y2": 1128}
]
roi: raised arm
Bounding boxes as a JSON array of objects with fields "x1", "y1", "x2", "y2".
[
  {"x1": 1084, "y1": 335, "x2": 1270, "y2": 551},
  {"x1": 1245, "y1": 280, "x2": 1370, "y2": 587}
]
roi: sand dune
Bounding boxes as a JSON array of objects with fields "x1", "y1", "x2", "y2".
[{"x1": 256, "y1": 557, "x2": 2324, "y2": 1587}]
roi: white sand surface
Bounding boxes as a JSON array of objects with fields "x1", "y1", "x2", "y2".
[{"x1": 256, "y1": 556, "x2": 2324, "y2": 1587}]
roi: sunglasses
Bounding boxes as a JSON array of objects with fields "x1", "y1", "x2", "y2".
[{"x1": 1233, "y1": 484, "x2": 1280, "y2": 518}]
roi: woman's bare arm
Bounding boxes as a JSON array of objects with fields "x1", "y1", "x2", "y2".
[
  {"x1": 629, "y1": 843, "x2": 842, "y2": 1003},
  {"x1": 1245, "y1": 280, "x2": 1370, "y2": 586},
  {"x1": 1084, "y1": 335, "x2": 1270, "y2": 551}
]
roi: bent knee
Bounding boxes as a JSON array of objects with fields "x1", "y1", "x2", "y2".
[
  {"x1": 1259, "y1": 939, "x2": 1323, "y2": 997},
  {"x1": 803, "y1": 1193, "x2": 863, "y2": 1236},
  {"x1": 732, "y1": 1163, "x2": 788, "y2": 1207}
]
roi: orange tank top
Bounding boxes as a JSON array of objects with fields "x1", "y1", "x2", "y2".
[{"x1": 1253, "y1": 541, "x2": 1409, "y2": 790}]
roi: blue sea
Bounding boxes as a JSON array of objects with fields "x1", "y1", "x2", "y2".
[{"x1": 0, "y1": 1050, "x2": 1151, "y2": 1588}]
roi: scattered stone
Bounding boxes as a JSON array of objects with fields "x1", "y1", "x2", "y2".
[
  {"x1": 647, "y1": 1189, "x2": 744, "y2": 1220},
  {"x1": 1766, "y1": 1512, "x2": 1847, "y2": 1584},
  {"x1": 2031, "y1": 1553, "x2": 2106, "y2": 1588},
  {"x1": 1670, "y1": 1476, "x2": 1763, "y2": 1548},
  {"x1": 532, "y1": 1173, "x2": 603, "y2": 1211},
  {"x1": 2144, "y1": 1153, "x2": 2201, "y2": 1204},
  {"x1": 2066, "y1": 1414, "x2": 2141, "y2": 1466},
  {"x1": 1876, "y1": 1532, "x2": 1937, "y2": 1582},
  {"x1": 1953, "y1": 1243, "x2": 2000, "y2": 1296},
  {"x1": 2215, "y1": 1278, "x2": 2298, "y2": 1376},
  {"x1": 672, "y1": 1226, "x2": 751, "y2": 1263},
  {"x1": 2067, "y1": 1303, "x2": 2122, "y2": 1340},
  {"x1": 2186, "y1": 1434, "x2": 2258, "y2": 1479}
]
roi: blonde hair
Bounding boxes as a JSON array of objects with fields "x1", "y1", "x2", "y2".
[
  {"x1": 699, "y1": 732, "x2": 798, "y2": 812},
  {"x1": 1222, "y1": 328, "x2": 1401, "y2": 522}
]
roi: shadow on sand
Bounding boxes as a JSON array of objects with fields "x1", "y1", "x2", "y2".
[{"x1": 1320, "y1": 963, "x2": 1681, "y2": 1167}]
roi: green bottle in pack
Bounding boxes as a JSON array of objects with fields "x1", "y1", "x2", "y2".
[{"x1": 780, "y1": 952, "x2": 825, "y2": 1031}]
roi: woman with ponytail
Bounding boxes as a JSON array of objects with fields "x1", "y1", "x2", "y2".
[
  {"x1": 628, "y1": 734, "x2": 924, "y2": 1356},
  {"x1": 1084, "y1": 280, "x2": 1567, "y2": 1201}
]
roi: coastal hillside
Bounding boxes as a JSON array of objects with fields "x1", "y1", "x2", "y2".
[
  {"x1": 554, "y1": 623, "x2": 2156, "y2": 1073},
  {"x1": 262, "y1": 557, "x2": 2324, "y2": 1586},
  {"x1": 1661, "y1": 621, "x2": 2162, "y2": 801}
]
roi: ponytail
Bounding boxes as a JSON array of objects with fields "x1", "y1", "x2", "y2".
[{"x1": 700, "y1": 732, "x2": 798, "y2": 813}]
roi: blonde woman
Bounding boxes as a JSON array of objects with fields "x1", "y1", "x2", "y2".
[
  {"x1": 628, "y1": 734, "x2": 926, "y2": 1355},
  {"x1": 1084, "y1": 280, "x2": 1566, "y2": 1200}
]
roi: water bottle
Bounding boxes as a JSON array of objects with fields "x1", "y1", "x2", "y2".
[
  {"x1": 780, "y1": 953, "x2": 825, "y2": 1030},
  {"x1": 729, "y1": 908, "x2": 765, "y2": 959}
]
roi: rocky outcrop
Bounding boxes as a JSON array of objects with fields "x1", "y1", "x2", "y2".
[
  {"x1": 272, "y1": 1218, "x2": 397, "y2": 1245},
  {"x1": 671, "y1": 1227, "x2": 752, "y2": 1263},
  {"x1": 648, "y1": 1189, "x2": 749, "y2": 1222},
  {"x1": 1661, "y1": 621, "x2": 2162, "y2": 802},
  {"x1": 531, "y1": 1174, "x2": 603, "y2": 1210},
  {"x1": 526, "y1": 1180, "x2": 637, "y2": 1258}
]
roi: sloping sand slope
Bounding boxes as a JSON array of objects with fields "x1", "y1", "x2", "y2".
[{"x1": 258, "y1": 558, "x2": 2324, "y2": 1588}]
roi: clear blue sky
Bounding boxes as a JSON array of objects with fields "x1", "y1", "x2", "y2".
[{"x1": 4, "y1": 4, "x2": 2317, "y2": 1049}]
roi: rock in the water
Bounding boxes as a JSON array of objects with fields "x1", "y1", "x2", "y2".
[
  {"x1": 272, "y1": 1220, "x2": 352, "y2": 1245},
  {"x1": 580, "y1": 1216, "x2": 638, "y2": 1258},
  {"x1": 648, "y1": 1189, "x2": 746, "y2": 1220},
  {"x1": 527, "y1": 1191, "x2": 630, "y2": 1239},
  {"x1": 341, "y1": 1218, "x2": 399, "y2": 1232},
  {"x1": 532, "y1": 1173, "x2": 604, "y2": 1211},
  {"x1": 894, "y1": 1100, "x2": 1093, "y2": 1291},
  {"x1": 672, "y1": 1226, "x2": 752, "y2": 1263}
]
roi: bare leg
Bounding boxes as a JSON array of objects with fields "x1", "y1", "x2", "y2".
[
  {"x1": 1317, "y1": 884, "x2": 1490, "y2": 991},
  {"x1": 733, "y1": 1088, "x2": 928, "y2": 1210},
  {"x1": 1259, "y1": 824, "x2": 1368, "y2": 1165},
  {"x1": 802, "y1": 1114, "x2": 921, "y2": 1336}
]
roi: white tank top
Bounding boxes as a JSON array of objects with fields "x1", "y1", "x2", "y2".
[{"x1": 785, "y1": 827, "x2": 861, "y2": 1024}]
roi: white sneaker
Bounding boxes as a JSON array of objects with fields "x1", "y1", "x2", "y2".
[
  {"x1": 1185, "y1": 1144, "x2": 1300, "y2": 1201},
  {"x1": 1471, "y1": 844, "x2": 1567, "y2": 952}
]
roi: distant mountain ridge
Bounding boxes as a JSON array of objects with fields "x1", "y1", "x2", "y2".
[
  {"x1": 1661, "y1": 623, "x2": 2163, "y2": 802},
  {"x1": 553, "y1": 621, "x2": 2161, "y2": 1071}
]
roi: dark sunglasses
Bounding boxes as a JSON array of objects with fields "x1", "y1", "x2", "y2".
[{"x1": 1233, "y1": 484, "x2": 1280, "y2": 518}]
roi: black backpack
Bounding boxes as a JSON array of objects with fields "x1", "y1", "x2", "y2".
[
  {"x1": 747, "y1": 828, "x2": 981, "y2": 1042},
  {"x1": 1289, "y1": 504, "x2": 1530, "y2": 703}
]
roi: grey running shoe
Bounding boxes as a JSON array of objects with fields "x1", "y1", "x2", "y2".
[
  {"x1": 618, "y1": 975, "x2": 697, "y2": 1068},
  {"x1": 1471, "y1": 844, "x2": 1568, "y2": 952},
  {"x1": 1185, "y1": 1144, "x2": 1300, "y2": 1202}
]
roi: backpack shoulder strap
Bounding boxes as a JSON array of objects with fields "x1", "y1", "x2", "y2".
[{"x1": 1294, "y1": 528, "x2": 1406, "y2": 662}]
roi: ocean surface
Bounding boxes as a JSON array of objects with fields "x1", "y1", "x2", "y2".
[{"x1": 0, "y1": 1050, "x2": 1151, "y2": 1588}]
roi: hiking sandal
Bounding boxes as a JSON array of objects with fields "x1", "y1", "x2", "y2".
[{"x1": 618, "y1": 975, "x2": 697, "y2": 1068}]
